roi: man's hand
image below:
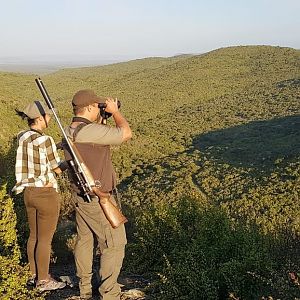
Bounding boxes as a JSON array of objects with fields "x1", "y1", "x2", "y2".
[
  {"x1": 103, "y1": 97, "x2": 132, "y2": 142},
  {"x1": 105, "y1": 97, "x2": 119, "y2": 115}
]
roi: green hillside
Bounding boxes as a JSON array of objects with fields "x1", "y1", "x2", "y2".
[{"x1": 0, "y1": 45, "x2": 300, "y2": 299}]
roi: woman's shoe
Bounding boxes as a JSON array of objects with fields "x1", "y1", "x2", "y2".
[{"x1": 36, "y1": 277, "x2": 66, "y2": 292}]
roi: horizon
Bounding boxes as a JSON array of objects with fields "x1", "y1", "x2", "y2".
[
  {"x1": 0, "y1": 48, "x2": 199, "y2": 74},
  {"x1": 0, "y1": 0, "x2": 299, "y2": 69},
  {"x1": 0, "y1": 44, "x2": 299, "y2": 74}
]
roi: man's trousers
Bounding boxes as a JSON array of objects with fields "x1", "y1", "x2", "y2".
[{"x1": 73, "y1": 194, "x2": 127, "y2": 300}]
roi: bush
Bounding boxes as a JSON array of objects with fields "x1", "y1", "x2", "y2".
[
  {"x1": 125, "y1": 197, "x2": 300, "y2": 299},
  {"x1": 0, "y1": 183, "x2": 42, "y2": 300}
]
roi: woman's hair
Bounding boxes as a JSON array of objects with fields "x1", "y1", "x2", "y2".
[{"x1": 15, "y1": 109, "x2": 36, "y2": 126}]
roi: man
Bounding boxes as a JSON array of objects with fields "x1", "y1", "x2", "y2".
[{"x1": 64, "y1": 89, "x2": 132, "y2": 300}]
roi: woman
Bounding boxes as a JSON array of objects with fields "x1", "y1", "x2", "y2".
[{"x1": 12, "y1": 101, "x2": 67, "y2": 292}]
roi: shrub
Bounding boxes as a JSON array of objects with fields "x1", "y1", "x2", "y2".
[
  {"x1": 125, "y1": 197, "x2": 300, "y2": 299},
  {"x1": 0, "y1": 183, "x2": 42, "y2": 300}
]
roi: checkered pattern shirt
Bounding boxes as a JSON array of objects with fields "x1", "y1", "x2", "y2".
[{"x1": 12, "y1": 130, "x2": 61, "y2": 194}]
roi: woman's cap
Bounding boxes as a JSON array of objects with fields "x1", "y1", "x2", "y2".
[{"x1": 22, "y1": 101, "x2": 52, "y2": 119}]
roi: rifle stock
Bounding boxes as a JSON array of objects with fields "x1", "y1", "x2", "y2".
[
  {"x1": 35, "y1": 78, "x2": 128, "y2": 228},
  {"x1": 93, "y1": 188, "x2": 128, "y2": 228}
]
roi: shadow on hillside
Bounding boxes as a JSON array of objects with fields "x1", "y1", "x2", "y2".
[
  {"x1": 123, "y1": 196, "x2": 300, "y2": 299},
  {"x1": 192, "y1": 115, "x2": 300, "y2": 171}
]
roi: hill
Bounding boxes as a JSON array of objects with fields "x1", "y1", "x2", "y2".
[{"x1": 0, "y1": 45, "x2": 300, "y2": 299}]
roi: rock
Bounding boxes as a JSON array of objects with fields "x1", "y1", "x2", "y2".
[
  {"x1": 59, "y1": 275, "x2": 76, "y2": 288},
  {"x1": 121, "y1": 288, "x2": 145, "y2": 300}
]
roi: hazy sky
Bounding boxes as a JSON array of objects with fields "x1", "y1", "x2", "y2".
[{"x1": 0, "y1": 0, "x2": 299, "y2": 62}]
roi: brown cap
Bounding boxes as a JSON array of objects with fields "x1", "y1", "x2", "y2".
[
  {"x1": 22, "y1": 101, "x2": 52, "y2": 119},
  {"x1": 72, "y1": 89, "x2": 107, "y2": 107}
]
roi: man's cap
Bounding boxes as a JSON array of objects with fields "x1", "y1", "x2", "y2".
[
  {"x1": 72, "y1": 89, "x2": 107, "y2": 107},
  {"x1": 22, "y1": 101, "x2": 52, "y2": 119}
]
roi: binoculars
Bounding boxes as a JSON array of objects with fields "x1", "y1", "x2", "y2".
[{"x1": 98, "y1": 100, "x2": 121, "y2": 120}]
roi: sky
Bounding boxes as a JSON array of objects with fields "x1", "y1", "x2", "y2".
[{"x1": 0, "y1": 0, "x2": 299, "y2": 63}]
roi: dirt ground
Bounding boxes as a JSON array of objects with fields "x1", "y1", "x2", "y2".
[{"x1": 43, "y1": 260, "x2": 150, "y2": 300}]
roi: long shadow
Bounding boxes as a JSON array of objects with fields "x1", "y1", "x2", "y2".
[
  {"x1": 124, "y1": 196, "x2": 300, "y2": 299},
  {"x1": 192, "y1": 115, "x2": 300, "y2": 172}
]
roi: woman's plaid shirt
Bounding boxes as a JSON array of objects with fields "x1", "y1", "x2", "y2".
[{"x1": 12, "y1": 130, "x2": 61, "y2": 194}]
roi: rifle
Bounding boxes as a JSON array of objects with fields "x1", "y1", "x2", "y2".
[{"x1": 35, "y1": 78, "x2": 128, "y2": 228}]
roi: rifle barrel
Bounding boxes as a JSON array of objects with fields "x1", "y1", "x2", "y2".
[{"x1": 35, "y1": 78, "x2": 93, "y2": 198}]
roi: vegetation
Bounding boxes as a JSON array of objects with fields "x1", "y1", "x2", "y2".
[
  {"x1": 0, "y1": 45, "x2": 299, "y2": 299},
  {"x1": 0, "y1": 183, "x2": 42, "y2": 299}
]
